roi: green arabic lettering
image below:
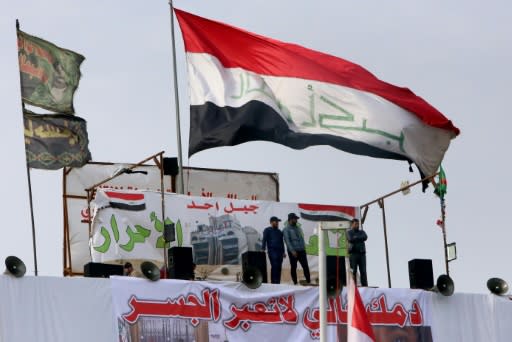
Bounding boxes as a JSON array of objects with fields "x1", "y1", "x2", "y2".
[
  {"x1": 93, "y1": 227, "x2": 111, "y2": 253},
  {"x1": 120, "y1": 224, "x2": 151, "y2": 252},
  {"x1": 231, "y1": 72, "x2": 295, "y2": 125},
  {"x1": 301, "y1": 85, "x2": 316, "y2": 127},
  {"x1": 317, "y1": 94, "x2": 405, "y2": 152},
  {"x1": 175, "y1": 220, "x2": 183, "y2": 247},
  {"x1": 150, "y1": 212, "x2": 184, "y2": 248},
  {"x1": 93, "y1": 214, "x2": 120, "y2": 253}
]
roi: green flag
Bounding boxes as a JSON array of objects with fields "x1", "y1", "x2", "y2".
[
  {"x1": 24, "y1": 111, "x2": 91, "y2": 170},
  {"x1": 434, "y1": 165, "x2": 447, "y2": 198},
  {"x1": 17, "y1": 30, "x2": 84, "y2": 114}
]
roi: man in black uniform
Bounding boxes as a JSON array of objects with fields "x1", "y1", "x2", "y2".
[
  {"x1": 262, "y1": 216, "x2": 286, "y2": 284},
  {"x1": 346, "y1": 218, "x2": 368, "y2": 286}
]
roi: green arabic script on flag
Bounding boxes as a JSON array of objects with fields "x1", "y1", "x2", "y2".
[
  {"x1": 17, "y1": 30, "x2": 84, "y2": 114},
  {"x1": 24, "y1": 111, "x2": 91, "y2": 170}
]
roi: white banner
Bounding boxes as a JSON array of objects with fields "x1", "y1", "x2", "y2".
[
  {"x1": 111, "y1": 277, "x2": 433, "y2": 341},
  {"x1": 64, "y1": 162, "x2": 279, "y2": 274},
  {"x1": 91, "y1": 190, "x2": 358, "y2": 282}
]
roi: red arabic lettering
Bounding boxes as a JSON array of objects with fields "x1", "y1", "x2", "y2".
[
  {"x1": 122, "y1": 288, "x2": 220, "y2": 326},
  {"x1": 302, "y1": 294, "x2": 424, "y2": 339},
  {"x1": 223, "y1": 295, "x2": 298, "y2": 331},
  {"x1": 409, "y1": 300, "x2": 423, "y2": 326},
  {"x1": 187, "y1": 201, "x2": 215, "y2": 210},
  {"x1": 223, "y1": 202, "x2": 259, "y2": 214},
  {"x1": 367, "y1": 294, "x2": 408, "y2": 327}
]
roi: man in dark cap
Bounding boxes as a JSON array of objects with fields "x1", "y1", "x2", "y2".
[
  {"x1": 346, "y1": 218, "x2": 368, "y2": 286},
  {"x1": 262, "y1": 216, "x2": 286, "y2": 284},
  {"x1": 283, "y1": 213, "x2": 311, "y2": 285}
]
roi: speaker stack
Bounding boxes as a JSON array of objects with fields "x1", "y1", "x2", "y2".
[
  {"x1": 242, "y1": 251, "x2": 268, "y2": 285},
  {"x1": 84, "y1": 262, "x2": 124, "y2": 278},
  {"x1": 168, "y1": 246, "x2": 194, "y2": 280},
  {"x1": 408, "y1": 259, "x2": 434, "y2": 290}
]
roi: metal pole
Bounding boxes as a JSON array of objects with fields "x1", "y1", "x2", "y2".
[
  {"x1": 160, "y1": 154, "x2": 169, "y2": 277},
  {"x1": 318, "y1": 222, "x2": 327, "y2": 342},
  {"x1": 441, "y1": 198, "x2": 449, "y2": 275},
  {"x1": 378, "y1": 199, "x2": 391, "y2": 288},
  {"x1": 168, "y1": 0, "x2": 185, "y2": 194},
  {"x1": 17, "y1": 19, "x2": 38, "y2": 276},
  {"x1": 26, "y1": 165, "x2": 38, "y2": 276}
]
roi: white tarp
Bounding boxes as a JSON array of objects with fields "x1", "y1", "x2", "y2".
[
  {"x1": 0, "y1": 275, "x2": 511, "y2": 342},
  {"x1": 64, "y1": 162, "x2": 279, "y2": 274}
]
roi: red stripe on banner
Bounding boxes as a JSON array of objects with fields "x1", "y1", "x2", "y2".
[
  {"x1": 298, "y1": 203, "x2": 356, "y2": 217},
  {"x1": 105, "y1": 191, "x2": 144, "y2": 201},
  {"x1": 175, "y1": 9, "x2": 459, "y2": 136}
]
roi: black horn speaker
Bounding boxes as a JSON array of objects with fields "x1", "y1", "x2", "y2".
[
  {"x1": 242, "y1": 266, "x2": 263, "y2": 289},
  {"x1": 141, "y1": 261, "x2": 160, "y2": 281},
  {"x1": 5, "y1": 256, "x2": 26, "y2": 278},
  {"x1": 436, "y1": 274, "x2": 455, "y2": 296},
  {"x1": 487, "y1": 278, "x2": 509, "y2": 295}
]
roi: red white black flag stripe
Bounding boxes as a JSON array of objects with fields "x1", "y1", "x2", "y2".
[
  {"x1": 104, "y1": 191, "x2": 146, "y2": 211},
  {"x1": 298, "y1": 203, "x2": 356, "y2": 222},
  {"x1": 175, "y1": 9, "x2": 459, "y2": 178}
]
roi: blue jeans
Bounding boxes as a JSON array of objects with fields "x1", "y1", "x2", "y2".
[{"x1": 267, "y1": 250, "x2": 284, "y2": 284}]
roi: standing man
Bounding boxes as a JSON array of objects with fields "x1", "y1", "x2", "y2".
[
  {"x1": 262, "y1": 216, "x2": 286, "y2": 284},
  {"x1": 347, "y1": 218, "x2": 368, "y2": 286},
  {"x1": 283, "y1": 213, "x2": 311, "y2": 285}
]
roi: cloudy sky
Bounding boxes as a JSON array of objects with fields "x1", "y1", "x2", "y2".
[{"x1": 1, "y1": 0, "x2": 510, "y2": 294}]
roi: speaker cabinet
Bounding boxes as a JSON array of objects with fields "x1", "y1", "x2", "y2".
[
  {"x1": 242, "y1": 251, "x2": 268, "y2": 284},
  {"x1": 84, "y1": 262, "x2": 123, "y2": 278},
  {"x1": 408, "y1": 259, "x2": 434, "y2": 289},
  {"x1": 326, "y1": 255, "x2": 346, "y2": 286},
  {"x1": 163, "y1": 157, "x2": 179, "y2": 176},
  {"x1": 168, "y1": 247, "x2": 194, "y2": 280}
]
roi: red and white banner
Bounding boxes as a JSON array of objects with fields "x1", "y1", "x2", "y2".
[
  {"x1": 111, "y1": 277, "x2": 432, "y2": 341},
  {"x1": 90, "y1": 190, "x2": 357, "y2": 279}
]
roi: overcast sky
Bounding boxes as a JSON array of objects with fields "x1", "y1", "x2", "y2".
[{"x1": 1, "y1": 0, "x2": 510, "y2": 294}]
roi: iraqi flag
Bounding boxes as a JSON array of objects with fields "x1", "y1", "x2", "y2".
[
  {"x1": 347, "y1": 259, "x2": 376, "y2": 342},
  {"x1": 104, "y1": 191, "x2": 146, "y2": 211},
  {"x1": 298, "y1": 203, "x2": 356, "y2": 222},
  {"x1": 175, "y1": 9, "x2": 460, "y2": 178}
]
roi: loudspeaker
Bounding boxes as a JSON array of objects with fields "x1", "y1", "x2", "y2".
[
  {"x1": 5, "y1": 256, "x2": 26, "y2": 278},
  {"x1": 242, "y1": 266, "x2": 263, "y2": 289},
  {"x1": 163, "y1": 157, "x2": 179, "y2": 176},
  {"x1": 84, "y1": 262, "x2": 123, "y2": 278},
  {"x1": 487, "y1": 277, "x2": 509, "y2": 295},
  {"x1": 242, "y1": 251, "x2": 267, "y2": 284},
  {"x1": 141, "y1": 261, "x2": 160, "y2": 281},
  {"x1": 436, "y1": 274, "x2": 455, "y2": 296},
  {"x1": 168, "y1": 247, "x2": 194, "y2": 280},
  {"x1": 408, "y1": 259, "x2": 434, "y2": 290}
]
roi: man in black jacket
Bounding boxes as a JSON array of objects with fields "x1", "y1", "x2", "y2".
[{"x1": 346, "y1": 218, "x2": 368, "y2": 286}]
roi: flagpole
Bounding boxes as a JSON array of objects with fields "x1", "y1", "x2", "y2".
[
  {"x1": 16, "y1": 19, "x2": 39, "y2": 276},
  {"x1": 441, "y1": 197, "x2": 449, "y2": 275},
  {"x1": 167, "y1": 0, "x2": 185, "y2": 194},
  {"x1": 26, "y1": 164, "x2": 39, "y2": 276},
  {"x1": 318, "y1": 222, "x2": 327, "y2": 342}
]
